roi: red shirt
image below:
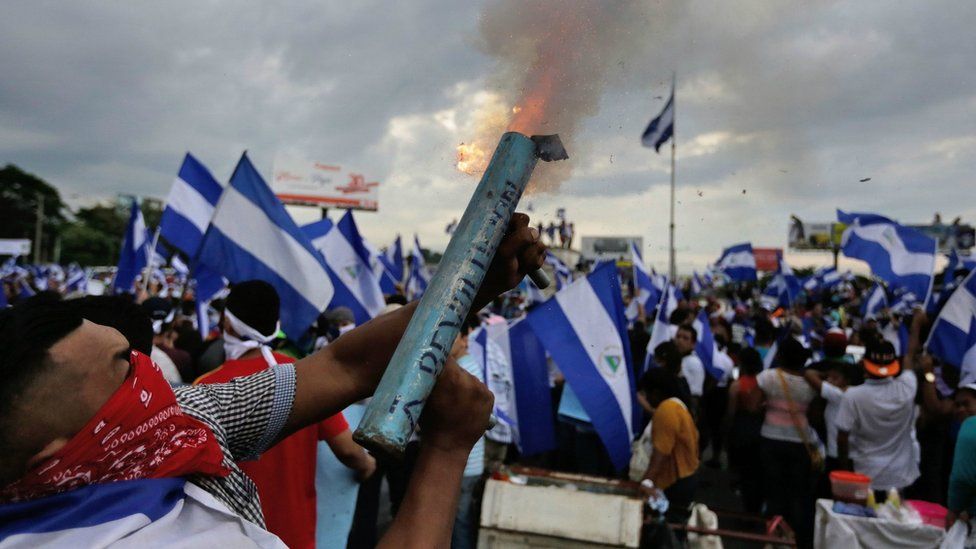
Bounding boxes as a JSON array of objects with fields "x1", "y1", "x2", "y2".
[{"x1": 195, "y1": 352, "x2": 349, "y2": 549}]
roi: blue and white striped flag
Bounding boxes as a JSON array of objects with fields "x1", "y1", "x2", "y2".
[
  {"x1": 0, "y1": 478, "x2": 284, "y2": 547},
  {"x1": 716, "y1": 242, "x2": 757, "y2": 282},
  {"x1": 113, "y1": 199, "x2": 150, "y2": 293},
  {"x1": 526, "y1": 262, "x2": 637, "y2": 470},
  {"x1": 470, "y1": 319, "x2": 556, "y2": 456},
  {"x1": 545, "y1": 252, "x2": 572, "y2": 290},
  {"x1": 641, "y1": 85, "x2": 674, "y2": 152},
  {"x1": 945, "y1": 249, "x2": 976, "y2": 288},
  {"x1": 861, "y1": 282, "x2": 888, "y2": 319},
  {"x1": 692, "y1": 309, "x2": 724, "y2": 379},
  {"x1": 385, "y1": 235, "x2": 405, "y2": 283},
  {"x1": 404, "y1": 235, "x2": 429, "y2": 299},
  {"x1": 197, "y1": 153, "x2": 334, "y2": 338},
  {"x1": 644, "y1": 279, "x2": 679, "y2": 371},
  {"x1": 64, "y1": 264, "x2": 89, "y2": 293},
  {"x1": 626, "y1": 241, "x2": 659, "y2": 321},
  {"x1": 839, "y1": 210, "x2": 935, "y2": 305},
  {"x1": 925, "y1": 270, "x2": 976, "y2": 386},
  {"x1": 307, "y1": 211, "x2": 385, "y2": 324},
  {"x1": 763, "y1": 256, "x2": 801, "y2": 309},
  {"x1": 160, "y1": 153, "x2": 223, "y2": 258}
]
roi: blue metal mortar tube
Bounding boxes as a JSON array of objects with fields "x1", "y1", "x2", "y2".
[{"x1": 354, "y1": 131, "x2": 551, "y2": 457}]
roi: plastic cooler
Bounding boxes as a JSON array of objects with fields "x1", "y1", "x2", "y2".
[
  {"x1": 830, "y1": 471, "x2": 872, "y2": 503},
  {"x1": 907, "y1": 500, "x2": 948, "y2": 528}
]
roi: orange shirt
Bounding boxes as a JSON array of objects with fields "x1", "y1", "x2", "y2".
[
  {"x1": 651, "y1": 398, "x2": 699, "y2": 490},
  {"x1": 196, "y1": 352, "x2": 349, "y2": 549}
]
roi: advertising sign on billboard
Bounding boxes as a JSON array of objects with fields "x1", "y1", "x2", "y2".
[{"x1": 272, "y1": 155, "x2": 379, "y2": 211}]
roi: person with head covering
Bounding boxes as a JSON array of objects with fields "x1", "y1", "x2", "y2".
[
  {"x1": 195, "y1": 281, "x2": 375, "y2": 549},
  {"x1": 836, "y1": 339, "x2": 920, "y2": 498}
]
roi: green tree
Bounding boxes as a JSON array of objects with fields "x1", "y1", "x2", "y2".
[{"x1": 0, "y1": 164, "x2": 67, "y2": 261}]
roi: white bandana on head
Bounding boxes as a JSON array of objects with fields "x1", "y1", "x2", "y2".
[{"x1": 222, "y1": 309, "x2": 281, "y2": 363}]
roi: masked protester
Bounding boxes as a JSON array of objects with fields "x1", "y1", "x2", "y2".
[
  {"x1": 195, "y1": 281, "x2": 375, "y2": 549},
  {"x1": 0, "y1": 213, "x2": 545, "y2": 548}
]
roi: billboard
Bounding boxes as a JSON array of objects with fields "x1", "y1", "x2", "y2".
[
  {"x1": 753, "y1": 247, "x2": 783, "y2": 272},
  {"x1": 907, "y1": 223, "x2": 975, "y2": 252},
  {"x1": 581, "y1": 236, "x2": 642, "y2": 262},
  {"x1": 272, "y1": 155, "x2": 379, "y2": 211},
  {"x1": 788, "y1": 216, "x2": 844, "y2": 251}
]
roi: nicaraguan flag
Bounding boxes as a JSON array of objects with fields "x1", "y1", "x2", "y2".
[
  {"x1": 839, "y1": 210, "x2": 936, "y2": 305},
  {"x1": 644, "y1": 279, "x2": 678, "y2": 371},
  {"x1": 925, "y1": 270, "x2": 976, "y2": 386},
  {"x1": 945, "y1": 249, "x2": 976, "y2": 285},
  {"x1": 311, "y1": 211, "x2": 386, "y2": 324},
  {"x1": 160, "y1": 153, "x2": 223, "y2": 258},
  {"x1": 817, "y1": 266, "x2": 843, "y2": 289},
  {"x1": 690, "y1": 271, "x2": 703, "y2": 296},
  {"x1": 404, "y1": 235, "x2": 429, "y2": 300},
  {"x1": 716, "y1": 242, "x2": 757, "y2": 282},
  {"x1": 861, "y1": 282, "x2": 888, "y2": 319},
  {"x1": 626, "y1": 241, "x2": 659, "y2": 321},
  {"x1": 0, "y1": 478, "x2": 285, "y2": 547},
  {"x1": 385, "y1": 235, "x2": 404, "y2": 283},
  {"x1": 526, "y1": 261, "x2": 637, "y2": 470},
  {"x1": 64, "y1": 264, "x2": 89, "y2": 293},
  {"x1": 113, "y1": 199, "x2": 150, "y2": 293},
  {"x1": 197, "y1": 153, "x2": 334, "y2": 339},
  {"x1": 641, "y1": 85, "x2": 674, "y2": 152},
  {"x1": 763, "y1": 256, "x2": 801, "y2": 309},
  {"x1": 692, "y1": 309, "x2": 724, "y2": 379},
  {"x1": 545, "y1": 252, "x2": 572, "y2": 290},
  {"x1": 837, "y1": 209, "x2": 894, "y2": 226}
]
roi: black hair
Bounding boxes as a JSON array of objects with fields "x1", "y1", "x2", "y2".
[
  {"x1": 676, "y1": 324, "x2": 698, "y2": 343},
  {"x1": 386, "y1": 294, "x2": 408, "y2": 306},
  {"x1": 639, "y1": 367, "x2": 684, "y2": 402},
  {"x1": 669, "y1": 308, "x2": 692, "y2": 326},
  {"x1": 738, "y1": 347, "x2": 763, "y2": 376},
  {"x1": 70, "y1": 295, "x2": 153, "y2": 355},
  {"x1": 225, "y1": 280, "x2": 280, "y2": 336},
  {"x1": 0, "y1": 301, "x2": 84, "y2": 465},
  {"x1": 653, "y1": 340, "x2": 683, "y2": 375}
]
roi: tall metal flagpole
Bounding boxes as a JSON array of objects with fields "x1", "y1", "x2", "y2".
[{"x1": 668, "y1": 72, "x2": 677, "y2": 282}]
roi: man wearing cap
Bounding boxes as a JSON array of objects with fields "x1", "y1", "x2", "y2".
[{"x1": 835, "y1": 340, "x2": 920, "y2": 493}]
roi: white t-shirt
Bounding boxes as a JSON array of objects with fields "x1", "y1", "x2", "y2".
[
  {"x1": 681, "y1": 354, "x2": 706, "y2": 397},
  {"x1": 835, "y1": 373, "x2": 920, "y2": 490},
  {"x1": 820, "y1": 381, "x2": 846, "y2": 458},
  {"x1": 712, "y1": 349, "x2": 734, "y2": 388},
  {"x1": 756, "y1": 368, "x2": 817, "y2": 444}
]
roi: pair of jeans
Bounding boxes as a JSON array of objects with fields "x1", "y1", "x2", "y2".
[
  {"x1": 451, "y1": 475, "x2": 484, "y2": 549},
  {"x1": 761, "y1": 437, "x2": 814, "y2": 548}
]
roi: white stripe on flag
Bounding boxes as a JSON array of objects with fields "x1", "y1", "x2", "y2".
[
  {"x1": 554, "y1": 280, "x2": 634, "y2": 435},
  {"x1": 212, "y1": 187, "x2": 333, "y2": 310},
  {"x1": 720, "y1": 251, "x2": 755, "y2": 269},
  {"x1": 939, "y1": 285, "x2": 976, "y2": 332},
  {"x1": 166, "y1": 176, "x2": 216, "y2": 233},
  {"x1": 845, "y1": 224, "x2": 934, "y2": 276}
]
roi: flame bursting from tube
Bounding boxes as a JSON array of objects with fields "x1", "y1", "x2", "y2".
[{"x1": 455, "y1": 1, "x2": 642, "y2": 192}]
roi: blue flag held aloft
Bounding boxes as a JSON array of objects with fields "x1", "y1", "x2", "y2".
[
  {"x1": 716, "y1": 242, "x2": 757, "y2": 282},
  {"x1": 197, "y1": 153, "x2": 334, "y2": 339},
  {"x1": 926, "y1": 270, "x2": 976, "y2": 386},
  {"x1": 641, "y1": 85, "x2": 674, "y2": 152},
  {"x1": 160, "y1": 153, "x2": 223, "y2": 258},
  {"x1": 113, "y1": 199, "x2": 149, "y2": 293},
  {"x1": 528, "y1": 262, "x2": 637, "y2": 470}
]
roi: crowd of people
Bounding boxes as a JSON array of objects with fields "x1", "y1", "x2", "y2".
[{"x1": 3, "y1": 222, "x2": 976, "y2": 548}]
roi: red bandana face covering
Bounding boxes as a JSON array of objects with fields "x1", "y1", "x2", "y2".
[{"x1": 1, "y1": 351, "x2": 230, "y2": 503}]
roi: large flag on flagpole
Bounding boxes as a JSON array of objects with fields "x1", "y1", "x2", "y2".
[
  {"x1": 404, "y1": 235, "x2": 429, "y2": 299},
  {"x1": 113, "y1": 199, "x2": 150, "y2": 293},
  {"x1": 641, "y1": 84, "x2": 674, "y2": 152},
  {"x1": 159, "y1": 153, "x2": 223, "y2": 258},
  {"x1": 861, "y1": 282, "x2": 888, "y2": 319},
  {"x1": 526, "y1": 262, "x2": 637, "y2": 471},
  {"x1": 197, "y1": 153, "x2": 334, "y2": 338}
]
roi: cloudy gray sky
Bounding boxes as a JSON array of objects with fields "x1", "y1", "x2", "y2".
[{"x1": 2, "y1": 1, "x2": 974, "y2": 272}]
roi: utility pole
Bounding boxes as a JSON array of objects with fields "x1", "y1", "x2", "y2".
[{"x1": 33, "y1": 191, "x2": 44, "y2": 264}]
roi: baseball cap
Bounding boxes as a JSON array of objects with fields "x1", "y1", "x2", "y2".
[
  {"x1": 863, "y1": 339, "x2": 900, "y2": 377},
  {"x1": 823, "y1": 328, "x2": 848, "y2": 358}
]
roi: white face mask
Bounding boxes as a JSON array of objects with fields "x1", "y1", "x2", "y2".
[
  {"x1": 337, "y1": 323, "x2": 356, "y2": 337},
  {"x1": 223, "y1": 332, "x2": 262, "y2": 360},
  {"x1": 222, "y1": 309, "x2": 280, "y2": 360}
]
